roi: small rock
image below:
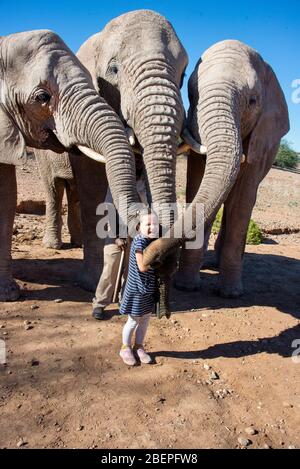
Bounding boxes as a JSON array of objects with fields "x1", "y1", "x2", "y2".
[
  {"x1": 54, "y1": 299, "x2": 63, "y2": 303},
  {"x1": 210, "y1": 371, "x2": 219, "y2": 380},
  {"x1": 203, "y1": 364, "x2": 211, "y2": 370},
  {"x1": 157, "y1": 397, "x2": 166, "y2": 404},
  {"x1": 106, "y1": 432, "x2": 113, "y2": 439},
  {"x1": 263, "y1": 444, "x2": 271, "y2": 449},
  {"x1": 25, "y1": 325, "x2": 33, "y2": 330},
  {"x1": 30, "y1": 359, "x2": 39, "y2": 367},
  {"x1": 77, "y1": 425, "x2": 84, "y2": 431},
  {"x1": 17, "y1": 404, "x2": 22, "y2": 409},
  {"x1": 17, "y1": 438, "x2": 27, "y2": 448},
  {"x1": 2, "y1": 332, "x2": 8, "y2": 336},
  {"x1": 0, "y1": 324, "x2": 5, "y2": 329},
  {"x1": 238, "y1": 437, "x2": 251, "y2": 447},
  {"x1": 288, "y1": 445, "x2": 296, "y2": 450},
  {"x1": 23, "y1": 320, "x2": 31, "y2": 326},
  {"x1": 245, "y1": 427, "x2": 258, "y2": 436},
  {"x1": 31, "y1": 305, "x2": 39, "y2": 310}
]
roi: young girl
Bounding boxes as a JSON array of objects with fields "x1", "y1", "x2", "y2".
[{"x1": 119, "y1": 209, "x2": 159, "y2": 366}]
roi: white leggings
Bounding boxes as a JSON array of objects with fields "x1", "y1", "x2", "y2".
[{"x1": 122, "y1": 313, "x2": 151, "y2": 347}]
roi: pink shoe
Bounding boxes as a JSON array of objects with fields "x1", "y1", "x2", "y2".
[
  {"x1": 135, "y1": 347, "x2": 152, "y2": 364},
  {"x1": 119, "y1": 347, "x2": 137, "y2": 366}
]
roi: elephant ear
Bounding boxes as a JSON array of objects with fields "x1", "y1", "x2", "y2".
[
  {"x1": 0, "y1": 105, "x2": 27, "y2": 166},
  {"x1": 247, "y1": 64, "x2": 290, "y2": 164}
]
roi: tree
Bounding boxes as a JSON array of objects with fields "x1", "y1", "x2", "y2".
[{"x1": 274, "y1": 140, "x2": 298, "y2": 169}]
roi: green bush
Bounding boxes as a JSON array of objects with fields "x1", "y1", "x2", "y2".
[
  {"x1": 212, "y1": 208, "x2": 262, "y2": 245},
  {"x1": 274, "y1": 140, "x2": 298, "y2": 169},
  {"x1": 212, "y1": 209, "x2": 222, "y2": 236},
  {"x1": 247, "y1": 219, "x2": 263, "y2": 245}
]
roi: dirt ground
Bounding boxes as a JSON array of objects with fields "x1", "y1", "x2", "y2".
[{"x1": 0, "y1": 155, "x2": 300, "y2": 449}]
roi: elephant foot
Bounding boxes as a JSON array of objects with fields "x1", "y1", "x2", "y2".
[
  {"x1": 173, "y1": 271, "x2": 202, "y2": 292},
  {"x1": 77, "y1": 270, "x2": 99, "y2": 292},
  {"x1": 214, "y1": 278, "x2": 244, "y2": 298},
  {"x1": 0, "y1": 278, "x2": 21, "y2": 302},
  {"x1": 43, "y1": 235, "x2": 63, "y2": 250}
]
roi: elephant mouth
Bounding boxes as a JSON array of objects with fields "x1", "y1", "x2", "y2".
[{"x1": 36, "y1": 129, "x2": 67, "y2": 154}]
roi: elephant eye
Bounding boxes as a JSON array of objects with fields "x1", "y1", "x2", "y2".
[
  {"x1": 35, "y1": 91, "x2": 51, "y2": 104},
  {"x1": 249, "y1": 96, "x2": 257, "y2": 106},
  {"x1": 110, "y1": 65, "x2": 118, "y2": 74},
  {"x1": 107, "y1": 58, "x2": 118, "y2": 76}
]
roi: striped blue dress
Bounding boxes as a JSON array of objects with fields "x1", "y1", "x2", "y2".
[{"x1": 120, "y1": 234, "x2": 156, "y2": 317}]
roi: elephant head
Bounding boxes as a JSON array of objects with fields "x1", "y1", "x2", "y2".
[
  {"x1": 77, "y1": 9, "x2": 188, "y2": 217},
  {"x1": 144, "y1": 39, "x2": 290, "y2": 266},
  {"x1": 0, "y1": 30, "x2": 139, "y2": 213}
]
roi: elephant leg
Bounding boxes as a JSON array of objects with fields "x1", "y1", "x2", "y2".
[
  {"x1": 65, "y1": 180, "x2": 82, "y2": 247},
  {"x1": 217, "y1": 144, "x2": 279, "y2": 298},
  {"x1": 215, "y1": 146, "x2": 277, "y2": 298},
  {"x1": 42, "y1": 178, "x2": 64, "y2": 249},
  {"x1": 0, "y1": 164, "x2": 20, "y2": 301},
  {"x1": 215, "y1": 178, "x2": 256, "y2": 297},
  {"x1": 70, "y1": 154, "x2": 108, "y2": 291},
  {"x1": 174, "y1": 151, "x2": 207, "y2": 291}
]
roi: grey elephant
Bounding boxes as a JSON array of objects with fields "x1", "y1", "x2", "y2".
[
  {"x1": 34, "y1": 149, "x2": 82, "y2": 249},
  {"x1": 35, "y1": 10, "x2": 188, "y2": 301},
  {"x1": 0, "y1": 29, "x2": 140, "y2": 302},
  {"x1": 144, "y1": 40, "x2": 289, "y2": 298}
]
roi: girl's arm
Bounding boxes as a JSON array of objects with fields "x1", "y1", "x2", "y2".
[{"x1": 136, "y1": 252, "x2": 150, "y2": 273}]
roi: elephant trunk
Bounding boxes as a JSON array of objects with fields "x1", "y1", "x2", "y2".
[
  {"x1": 56, "y1": 82, "x2": 140, "y2": 217},
  {"x1": 133, "y1": 62, "x2": 185, "y2": 226},
  {"x1": 186, "y1": 85, "x2": 242, "y2": 230},
  {"x1": 130, "y1": 61, "x2": 184, "y2": 313},
  {"x1": 144, "y1": 85, "x2": 243, "y2": 264}
]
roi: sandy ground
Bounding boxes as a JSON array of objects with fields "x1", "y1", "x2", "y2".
[{"x1": 0, "y1": 156, "x2": 300, "y2": 449}]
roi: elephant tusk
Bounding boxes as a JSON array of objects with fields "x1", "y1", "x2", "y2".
[
  {"x1": 179, "y1": 129, "x2": 247, "y2": 164},
  {"x1": 181, "y1": 128, "x2": 207, "y2": 155},
  {"x1": 125, "y1": 127, "x2": 135, "y2": 147},
  {"x1": 77, "y1": 145, "x2": 106, "y2": 164}
]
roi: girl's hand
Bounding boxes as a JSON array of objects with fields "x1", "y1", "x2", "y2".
[{"x1": 115, "y1": 238, "x2": 127, "y2": 251}]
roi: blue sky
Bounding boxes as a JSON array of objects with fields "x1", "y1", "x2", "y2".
[{"x1": 1, "y1": 0, "x2": 299, "y2": 149}]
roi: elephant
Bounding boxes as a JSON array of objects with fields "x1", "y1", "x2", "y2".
[
  {"x1": 144, "y1": 40, "x2": 290, "y2": 298},
  {"x1": 34, "y1": 148, "x2": 82, "y2": 249},
  {"x1": 35, "y1": 10, "x2": 188, "y2": 302},
  {"x1": 0, "y1": 29, "x2": 141, "y2": 302}
]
